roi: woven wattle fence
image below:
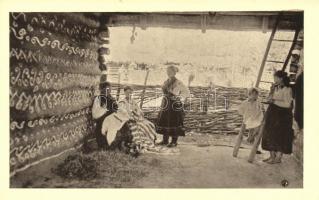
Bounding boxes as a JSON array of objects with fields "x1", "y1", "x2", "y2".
[
  {"x1": 111, "y1": 83, "x2": 269, "y2": 135},
  {"x1": 145, "y1": 86, "x2": 268, "y2": 135},
  {"x1": 9, "y1": 13, "x2": 101, "y2": 175}
]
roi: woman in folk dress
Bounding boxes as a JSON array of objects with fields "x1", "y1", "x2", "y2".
[
  {"x1": 113, "y1": 86, "x2": 179, "y2": 155},
  {"x1": 156, "y1": 66, "x2": 190, "y2": 147},
  {"x1": 261, "y1": 70, "x2": 294, "y2": 164},
  {"x1": 117, "y1": 86, "x2": 157, "y2": 152},
  {"x1": 91, "y1": 81, "x2": 118, "y2": 150}
]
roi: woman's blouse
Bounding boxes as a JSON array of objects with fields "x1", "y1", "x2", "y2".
[
  {"x1": 162, "y1": 77, "x2": 190, "y2": 102},
  {"x1": 118, "y1": 98, "x2": 143, "y2": 121},
  {"x1": 272, "y1": 86, "x2": 293, "y2": 108},
  {"x1": 92, "y1": 95, "x2": 118, "y2": 119}
]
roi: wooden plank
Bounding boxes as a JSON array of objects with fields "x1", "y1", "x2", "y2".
[
  {"x1": 233, "y1": 122, "x2": 246, "y2": 157},
  {"x1": 116, "y1": 73, "x2": 121, "y2": 101},
  {"x1": 273, "y1": 39, "x2": 294, "y2": 42},
  {"x1": 266, "y1": 60, "x2": 284, "y2": 64},
  {"x1": 139, "y1": 69, "x2": 150, "y2": 108},
  {"x1": 248, "y1": 123, "x2": 264, "y2": 163},
  {"x1": 260, "y1": 80, "x2": 273, "y2": 84}
]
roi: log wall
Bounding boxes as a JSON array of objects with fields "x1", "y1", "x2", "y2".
[{"x1": 9, "y1": 13, "x2": 101, "y2": 174}]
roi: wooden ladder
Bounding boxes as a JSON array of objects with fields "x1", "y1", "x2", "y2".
[
  {"x1": 233, "y1": 12, "x2": 301, "y2": 162},
  {"x1": 255, "y1": 13, "x2": 301, "y2": 88}
]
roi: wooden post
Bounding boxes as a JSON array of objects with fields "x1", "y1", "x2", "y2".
[
  {"x1": 262, "y1": 16, "x2": 269, "y2": 34},
  {"x1": 243, "y1": 68, "x2": 246, "y2": 87},
  {"x1": 139, "y1": 69, "x2": 150, "y2": 108},
  {"x1": 214, "y1": 88, "x2": 217, "y2": 110},
  {"x1": 233, "y1": 122, "x2": 246, "y2": 157},
  {"x1": 116, "y1": 73, "x2": 121, "y2": 101},
  {"x1": 201, "y1": 14, "x2": 207, "y2": 33},
  {"x1": 248, "y1": 118, "x2": 265, "y2": 163},
  {"x1": 98, "y1": 17, "x2": 110, "y2": 81}
]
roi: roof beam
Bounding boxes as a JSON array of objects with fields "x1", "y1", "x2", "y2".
[{"x1": 101, "y1": 11, "x2": 302, "y2": 32}]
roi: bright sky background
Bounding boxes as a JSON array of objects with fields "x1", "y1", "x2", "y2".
[
  {"x1": 108, "y1": 27, "x2": 294, "y2": 88},
  {"x1": 109, "y1": 27, "x2": 274, "y2": 65}
]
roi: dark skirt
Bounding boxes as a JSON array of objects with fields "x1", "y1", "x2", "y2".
[
  {"x1": 261, "y1": 103, "x2": 294, "y2": 154},
  {"x1": 156, "y1": 94, "x2": 185, "y2": 136},
  {"x1": 294, "y1": 73, "x2": 303, "y2": 129}
]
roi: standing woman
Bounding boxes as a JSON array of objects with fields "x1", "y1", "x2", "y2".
[
  {"x1": 156, "y1": 66, "x2": 190, "y2": 147},
  {"x1": 262, "y1": 70, "x2": 294, "y2": 164}
]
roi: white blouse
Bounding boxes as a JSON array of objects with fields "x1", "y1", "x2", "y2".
[
  {"x1": 118, "y1": 98, "x2": 143, "y2": 120},
  {"x1": 272, "y1": 87, "x2": 293, "y2": 108},
  {"x1": 92, "y1": 96, "x2": 108, "y2": 119},
  {"x1": 238, "y1": 100, "x2": 264, "y2": 129},
  {"x1": 168, "y1": 79, "x2": 190, "y2": 102}
]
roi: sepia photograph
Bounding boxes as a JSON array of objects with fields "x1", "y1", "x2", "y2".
[{"x1": 7, "y1": 10, "x2": 306, "y2": 188}]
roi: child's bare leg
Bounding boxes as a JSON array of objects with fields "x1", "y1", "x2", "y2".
[
  {"x1": 253, "y1": 127, "x2": 262, "y2": 154},
  {"x1": 263, "y1": 151, "x2": 276, "y2": 162},
  {"x1": 263, "y1": 151, "x2": 273, "y2": 162},
  {"x1": 274, "y1": 151, "x2": 283, "y2": 163}
]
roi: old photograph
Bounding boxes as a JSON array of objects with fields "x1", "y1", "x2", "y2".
[{"x1": 9, "y1": 11, "x2": 304, "y2": 188}]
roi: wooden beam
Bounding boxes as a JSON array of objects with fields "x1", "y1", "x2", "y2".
[{"x1": 104, "y1": 12, "x2": 301, "y2": 31}]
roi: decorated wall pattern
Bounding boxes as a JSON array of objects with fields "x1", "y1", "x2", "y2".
[{"x1": 10, "y1": 12, "x2": 101, "y2": 174}]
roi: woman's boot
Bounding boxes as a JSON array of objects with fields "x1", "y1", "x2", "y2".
[{"x1": 167, "y1": 136, "x2": 178, "y2": 147}]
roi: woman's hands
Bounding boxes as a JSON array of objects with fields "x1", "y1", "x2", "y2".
[{"x1": 267, "y1": 97, "x2": 274, "y2": 104}]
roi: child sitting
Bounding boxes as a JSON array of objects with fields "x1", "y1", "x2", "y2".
[{"x1": 238, "y1": 88, "x2": 264, "y2": 151}]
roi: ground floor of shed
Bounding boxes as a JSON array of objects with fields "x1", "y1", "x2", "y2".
[{"x1": 11, "y1": 135, "x2": 302, "y2": 188}]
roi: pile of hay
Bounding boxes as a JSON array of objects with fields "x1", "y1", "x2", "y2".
[
  {"x1": 52, "y1": 153, "x2": 99, "y2": 180},
  {"x1": 51, "y1": 150, "x2": 149, "y2": 184}
]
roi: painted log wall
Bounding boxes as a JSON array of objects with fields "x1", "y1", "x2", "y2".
[{"x1": 9, "y1": 13, "x2": 101, "y2": 174}]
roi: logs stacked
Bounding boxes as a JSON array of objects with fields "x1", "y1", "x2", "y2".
[{"x1": 10, "y1": 13, "x2": 100, "y2": 174}]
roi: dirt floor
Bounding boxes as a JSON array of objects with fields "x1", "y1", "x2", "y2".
[
  {"x1": 10, "y1": 134, "x2": 303, "y2": 188},
  {"x1": 135, "y1": 144, "x2": 303, "y2": 188}
]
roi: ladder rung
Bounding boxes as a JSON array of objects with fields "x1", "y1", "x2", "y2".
[
  {"x1": 260, "y1": 80, "x2": 273, "y2": 84},
  {"x1": 273, "y1": 39, "x2": 294, "y2": 42},
  {"x1": 266, "y1": 60, "x2": 284, "y2": 64}
]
